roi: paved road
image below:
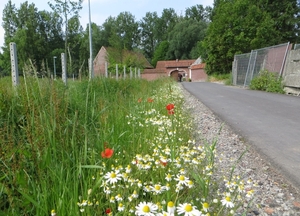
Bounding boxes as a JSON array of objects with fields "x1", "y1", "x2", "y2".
[{"x1": 182, "y1": 82, "x2": 300, "y2": 189}]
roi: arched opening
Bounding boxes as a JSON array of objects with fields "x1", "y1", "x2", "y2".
[{"x1": 170, "y1": 70, "x2": 185, "y2": 82}]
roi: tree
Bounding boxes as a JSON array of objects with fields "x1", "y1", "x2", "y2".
[
  {"x1": 151, "y1": 41, "x2": 169, "y2": 66},
  {"x1": 167, "y1": 19, "x2": 207, "y2": 60},
  {"x1": 0, "y1": 0, "x2": 17, "y2": 76},
  {"x1": 258, "y1": 0, "x2": 300, "y2": 43},
  {"x1": 79, "y1": 23, "x2": 104, "y2": 77},
  {"x1": 185, "y1": 4, "x2": 212, "y2": 22},
  {"x1": 1, "y1": 0, "x2": 17, "y2": 41},
  {"x1": 48, "y1": 0, "x2": 83, "y2": 75},
  {"x1": 203, "y1": 0, "x2": 287, "y2": 75},
  {"x1": 113, "y1": 12, "x2": 139, "y2": 50},
  {"x1": 139, "y1": 12, "x2": 159, "y2": 61},
  {"x1": 156, "y1": 8, "x2": 179, "y2": 43}
]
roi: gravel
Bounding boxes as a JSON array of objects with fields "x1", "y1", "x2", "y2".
[{"x1": 181, "y1": 84, "x2": 300, "y2": 216}]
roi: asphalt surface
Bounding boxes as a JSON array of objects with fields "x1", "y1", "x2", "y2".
[{"x1": 182, "y1": 82, "x2": 300, "y2": 189}]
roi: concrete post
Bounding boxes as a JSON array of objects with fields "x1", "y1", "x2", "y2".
[
  {"x1": 130, "y1": 67, "x2": 132, "y2": 79},
  {"x1": 10, "y1": 42, "x2": 19, "y2": 86},
  {"x1": 105, "y1": 61, "x2": 108, "y2": 78},
  {"x1": 61, "y1": 53, "x2": 67, "y2": 85},
  {"x1": 116, "y1": 64, "x2": 118, "y2": 80},
  {"x1": 123, "y1": 65, "x2": 126, "y2": 79}
]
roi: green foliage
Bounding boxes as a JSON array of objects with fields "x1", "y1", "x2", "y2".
[
  {"x1": 0, "y1": 77, "x2": 256, "y2": 215},
  {"x1": 151, "y1": 41, "x2": 170, "y2": 66},
  {"x1": 139, "y1": 12, "x2": 159, "y2": 60},
  {"x1": 0, "y1": 77, "x2": 163, "y2": 215},
  {"x1": 249, "y1": 70, "x2": 285, "y2": 93},
  {"x1": 203, "y1": 0, "x2": 299, "y2": 75},
  {"x1": 167, "y1": 19, "x2": 207, "y2": 60}
]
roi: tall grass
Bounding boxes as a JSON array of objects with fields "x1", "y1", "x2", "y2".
[{"x1": 0, "y1": 77, "x2": 256, "y2": 215}]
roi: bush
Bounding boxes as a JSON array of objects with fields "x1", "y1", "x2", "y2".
[{"x1": 249, "y1": 70, "x2": 285, "y2": 93}]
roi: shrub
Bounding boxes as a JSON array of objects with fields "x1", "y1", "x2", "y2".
[{"x1": 249, "y1": 70, "x2": 285, "y2": 93}]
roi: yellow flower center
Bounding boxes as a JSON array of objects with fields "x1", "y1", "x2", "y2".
[
  {"x1": 155, "y1": 185, "x2": 161, "y2": 190},
  {"x1": 184, "y1": 204, "x2": 193, "y2": 212},
  {"x1": 168, "y1": 201, "x2": 174, "y2": 207},
  {"x1": 179, "y1": 175, "x2": 185, "y2": 181},
  {"x1": 203, "y1": 202, "x2": 209, "y2": 209},
  {"x1": 119, "y1": 203, "x2": 123, "y2": 207},
  {"x1": 142, "y1": 205, "x2": 150, "y2": 212},
  {"x1": 110, "y1": 173, "x2": 116, "y2": 178},
  {"x1": 225, "y1": 196, "x2": 231, "y2": 202}
]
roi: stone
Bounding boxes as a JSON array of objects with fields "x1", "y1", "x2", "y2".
[{"x1": 264, "y1": 207, "x2": 275, "y2": 215}]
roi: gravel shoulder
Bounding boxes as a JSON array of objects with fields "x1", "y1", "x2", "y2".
[{"x1": 181, "y1": 84, "x2": 300, "y2": 216}]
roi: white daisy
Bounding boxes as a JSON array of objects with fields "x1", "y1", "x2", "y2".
[
  {"x1": 118, "y1": 203, "x2": 125, "y2": 211},
  {"x1": 115, "y1": 194, "x2": 123, "y2": 202},
  {"x1": 167, "y1": 201, "x2": 175, "y2": 214},
  {"x1": 221, "y1": 196, "x2": 234, "y2": 208},
  {"x1": 150, "y1": 184, "x2": 166, "y2": 194},
  {"x1": 132, "y1": 190, "x2": 139, "y2": 198},
  {"x1": 104, "y1": 170, "x2": 122, "y2": 184},
  {"x1": 126, "y1": 165, "x2": 132, "y2": 173},
  {"x1": 175, "y1": 174, "x2": 189, "y2": 186},
  {"x1": 202, "y1": 202, "x2": 209, "y2": 212},
  {"x1": 165, "y1": 173, "x2": 173, "y2": 181},
  {"x1": 176, "y1": 203, "x2": 201, "y2": 216},
  {"x1": 187, "y1": 180, "x2": 194, "y2": 188},
  {"x1": 135, "y1": 201, "x2": 158, "y2": 216}
]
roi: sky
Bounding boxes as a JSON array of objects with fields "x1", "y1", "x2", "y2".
[{"x1": 0, "y1": 0, "x2": 214, "y2": 51}]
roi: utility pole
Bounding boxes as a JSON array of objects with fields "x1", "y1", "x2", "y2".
[{"x1": 88, "y1": 0, "x2": 94, "y2": 80}]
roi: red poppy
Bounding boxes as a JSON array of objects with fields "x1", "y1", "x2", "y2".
[
  {"x1": 105, "y1": 208, "x2": 112, "y2": 214},
  {"x1": 166, "y1": 103, "x2": 175, "y2": 110},
  {"x1": 147, "y1": 98, "x2": 154, "y2": 103},
  {"x1": 101, "y1": 148, "x2": 114, "y2": 158},
  {"x1": 160, "y1": 160, "x2": 168, "y2": 166},
  {"x1": 138, "y1": 98, "x2": 142, "y2": 103}
]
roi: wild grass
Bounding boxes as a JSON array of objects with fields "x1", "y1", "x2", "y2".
[
  {"x1": 0, "y1": 77, "x2": 256, "y2": 215},
  {"x1": 208, "y1": 73, "x2": 232, "y2": 85}
]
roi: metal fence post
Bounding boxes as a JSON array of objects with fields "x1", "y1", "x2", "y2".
[
  {"x1": 10, "y1": 42, "x2": 19, "y2": 86},
  {"x1": 279, "y1": 42, "x2": 290, "y2": 77}
]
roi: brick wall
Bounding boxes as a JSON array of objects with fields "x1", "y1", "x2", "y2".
[
  {"x1": 190, "y1": 68, "x2": 207, "y2": 82},
  {"x1": 141, "y1": 73, "x2": 168, "y2": 80}
]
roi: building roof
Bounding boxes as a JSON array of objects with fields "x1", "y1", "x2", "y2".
[
  {"x1": 155, "y1": 59, "x2": 196, "y2": 69},
  {"x1": 191, "y1": 63, "x2": 206, "y2": 70},
  {"x1": 95, "y1": 46, "x2": 153, "y2": 69}
]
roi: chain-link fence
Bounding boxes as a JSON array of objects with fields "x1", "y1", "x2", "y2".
[{"x1": 232, "y1": 42, "x2": 291, "y2": 87}]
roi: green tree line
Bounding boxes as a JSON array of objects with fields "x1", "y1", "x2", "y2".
[{"x1": 0, "y1": 0, "x2": 299, "y2": 77}]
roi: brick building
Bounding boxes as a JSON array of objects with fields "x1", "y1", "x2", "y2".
[
  {"x1": 93, "y1": 46, "x2": 153, "y2": 76},
  {"x1": 142, "y1": 58, "x2": 207, "y2": 82},
  {"x1": 93, "y1": 46, "x2": 207, "y2": 81}
]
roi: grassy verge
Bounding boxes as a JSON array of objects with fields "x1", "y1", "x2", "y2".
[
  {"x1": 208, "y1": 73, "x2": 232, "y2": 85},
  {"x1": 0, "y1": 77, "x2": 256, "y2": 215}
]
